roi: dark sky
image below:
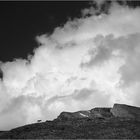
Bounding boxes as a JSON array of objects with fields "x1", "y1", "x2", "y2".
[
  {"x1": 0, "y1": 1, "x2": 139, "y2": 62},
  {"x1": 0, "y1": 1, "x2": 91, "y2": 62}
]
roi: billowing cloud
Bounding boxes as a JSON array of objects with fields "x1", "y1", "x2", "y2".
[{"x1": 0, "y1": 2, "x2": 140, "y2": 130}]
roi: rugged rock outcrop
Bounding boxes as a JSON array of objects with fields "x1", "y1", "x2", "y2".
[
  {"x1": 111, "y1": 103, "x2": 140, "y2": 121},
  {"x1": 56, "y1": 107, "x2": 113, "y2": 120},
  {"x1": 90, "y1": 107, "x2": 112, "y2": 118},
  {"x1": 57, "y1": 110, "x2": 91, "y2": 120},
  {"x1": 57, "y1": 104, "x2": 140, "y2": 121}
]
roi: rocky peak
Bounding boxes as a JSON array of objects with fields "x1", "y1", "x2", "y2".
[
  {"x1": 90, "y1": 107, "x2": 112, "y2": 118},
  {"x1": 56, "y1": 107, "x2": 113, "y2": 121},
  {"x1": 56, "y1": 110, "x2": 91, "y2": 120},
  {"x1": 111, "y1": 103, "x2": 140, "y2": 121},
  {"x1": 56, "y1": 104, "x2": 140, "y2": 121}
]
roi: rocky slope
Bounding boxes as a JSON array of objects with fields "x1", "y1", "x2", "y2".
[
  {"x1": 56, "y1": 107, "x2": 112, "y2": 121},
  {"x1": 0, "y1": 103, "x2": 140, "y2": 139},
  {"x1": 111, "y1": 103, "x2": 140, "y2": 121}
]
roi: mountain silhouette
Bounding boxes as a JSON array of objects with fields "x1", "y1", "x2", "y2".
[{"x1": 0, "y1": 103, "x2": 140, "y2": 139}]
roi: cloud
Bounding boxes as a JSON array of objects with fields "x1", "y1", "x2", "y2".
[
  {"x1": 82, "y1": 33, "x2": 140, "y2": 86},
  {"x1": 0, "y1": 2, "x2": 140, "y2": 130},
  {"x1": 73, "y1": 88, "x2": 93, "y2": 101},
  {"x1": 94, "y1": 0, "x2": 106, "y2": 6}
]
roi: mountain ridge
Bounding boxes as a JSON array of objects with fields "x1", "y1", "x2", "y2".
[{"x1": 0, "y1": 103, "x2": 140, "y2": 139}]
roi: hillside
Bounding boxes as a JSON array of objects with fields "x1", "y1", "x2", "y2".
[{"x1": 0, "y1": 103, "x2": 140, "y2": 139}]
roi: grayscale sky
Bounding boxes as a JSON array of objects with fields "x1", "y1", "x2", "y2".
[{"x1": 0, "y1": 0, "x2": 140, "y2": 130}]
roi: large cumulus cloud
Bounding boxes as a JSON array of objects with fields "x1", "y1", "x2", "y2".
[{"x1": 0, "y1": 2, "x2": 140, "y2": 130}]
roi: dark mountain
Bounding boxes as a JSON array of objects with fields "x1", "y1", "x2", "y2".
[{"x1": 0, "y1": 103, "x2": 140, "y2": 139}]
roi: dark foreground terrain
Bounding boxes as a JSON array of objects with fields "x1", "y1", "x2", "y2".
[{"x1": 0, "y1": 103, "x2": 140, "y2": 139}]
